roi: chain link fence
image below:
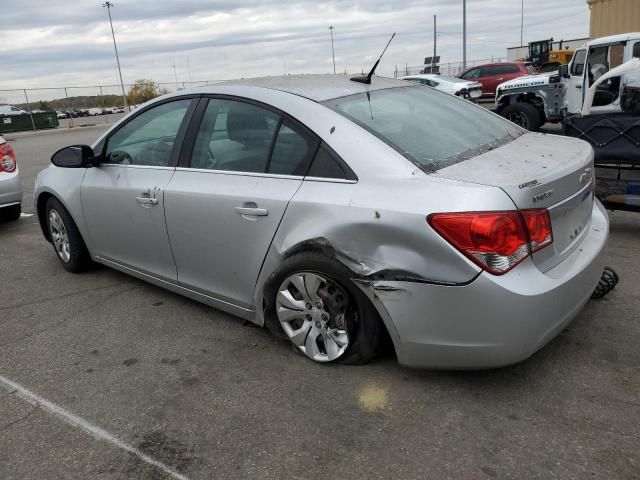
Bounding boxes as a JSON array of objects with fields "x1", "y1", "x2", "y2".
[{"x1": 0, "y1": 80, "x2": 227, "y2": 133}]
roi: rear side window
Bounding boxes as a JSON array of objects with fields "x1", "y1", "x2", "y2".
[
  {"x1": 500, "y1": 65, "x2": 521, "y2": 74},
  {"x1": 267, "y1": 122, "x2": 317, "y2": 176},
  {"x1": 325, "y1": 86, "x2": 522, "y2": 172},
  {"x1": 634, "y1": 42, "x2": 640, "y2": 58},
  {"x1": 190, "y1": 99, "x2": 278, "y2": 173}
]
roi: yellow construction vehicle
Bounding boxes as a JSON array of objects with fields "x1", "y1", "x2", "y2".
[{"x1": 520, "y1": 38, "x2": 575, "y2": 72}]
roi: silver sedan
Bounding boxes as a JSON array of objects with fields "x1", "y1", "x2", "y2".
[
  {"x1": 34, "y1": 75, "x2": 608, "y2": 369},
  {"x1": 0, "y1": 136, "x2": 22, "y2": 221}
]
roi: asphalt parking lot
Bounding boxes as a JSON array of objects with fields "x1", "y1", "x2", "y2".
[{"x1": 1, "y1": 125, "x2": 639, "y2": 479}]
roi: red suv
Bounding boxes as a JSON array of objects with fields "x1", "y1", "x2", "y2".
[{"x1": 458, "y1": 62, "x2": 535, "y2": 96}]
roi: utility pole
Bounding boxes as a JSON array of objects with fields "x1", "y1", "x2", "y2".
[
  {"x1": 329, "y1": 26, "x2": 336, "y2": 74},
  {"x1": 520, "y1": 0, "x2": 524, "y2": 46},
  {"x1": 102, "y1": 2, "x2": 128, "y2": 110},
  {"x1": 462, "y1": 0, "x2": 467, "y2": 70},
  {"x1": 173, "y1": 63, "x2": 179, "y2": 90},
  {"x1": 433, "y1": 15, "x2": 437, "y2": 73}
]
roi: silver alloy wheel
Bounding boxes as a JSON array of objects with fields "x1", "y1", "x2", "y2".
[
  {"x1": 48, "y1": 209, "x2": 71, "y2": 263},
  {"x1": 276, "y1": 272, "x2": 350, "y2": 362}
]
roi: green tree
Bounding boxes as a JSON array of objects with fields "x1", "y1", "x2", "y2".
[
  {"x1": 126, "y1": 79, "x2": 168, "y2": 105},
  {"x1": 38, "y1": 100, "x2": 52, "y2": 111}
]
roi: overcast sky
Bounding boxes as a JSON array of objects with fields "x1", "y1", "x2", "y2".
[{"x1": 2, "y1": 0, "x2": 590, "y2": 100}]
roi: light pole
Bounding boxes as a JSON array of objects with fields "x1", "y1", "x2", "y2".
[
  {"x1": 329, "y1": 26, "x2": 336, "y2": 74},
  {"x1": 103, "y1": 2, "x2": 129, "y2": 110},
  {"x1": 520, "y1": 0, "x2": 524, "y2": 46},
  {"x1": 462, "y1": 0, "x2": 467, "y2": 70}
]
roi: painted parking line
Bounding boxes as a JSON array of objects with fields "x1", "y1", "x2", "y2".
[{"x1": 0, "y1": 374, "x2": 190, "y2": 480}]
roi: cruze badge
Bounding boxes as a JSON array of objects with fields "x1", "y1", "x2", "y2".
[
  {"x1": 533, "y1": 190, "x2": 553, "y2": 203},
  {"x1": 579, "y1": 168, "x2": 593, "y2": 185}
]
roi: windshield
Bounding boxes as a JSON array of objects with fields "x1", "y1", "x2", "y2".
[{"x1": 324, "y1": 86, "x2": 523, "y2": 172}]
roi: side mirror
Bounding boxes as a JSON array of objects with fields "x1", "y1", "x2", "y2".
[
  {"x1": 558, "y1": 64, "x2": 570, "y2": 79},
  {"x1": 51, "y1": 145, "x2": 94, "y2": 168}
]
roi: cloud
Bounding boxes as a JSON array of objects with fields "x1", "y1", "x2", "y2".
[{"x1": 1, "y1": 0, "x2": 590, "y2": 100}]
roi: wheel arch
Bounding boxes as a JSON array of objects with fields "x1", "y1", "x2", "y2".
[
  {"x1": 36, "y1": 190, "x2": 88, "y2": 249},
  {"x1": 256, "y1": 237, "x2": 401, "y2": 357}
]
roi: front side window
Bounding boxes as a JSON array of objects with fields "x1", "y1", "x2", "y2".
[
  {"x1": 325, "y1": 86, "x2": 522, "y2": 172},
  {"x1": 461, "y1": 68, "x2": 480, "y2": 79},
  {"x1": 571, "y1": 50, "x2": 586, "y2": 76},
  {"x1": 190, "y1": 99, "x2": 278, "y2": 173},
  {"x1": 104, "y1": 99, "x2": 191, "y2": 166}
]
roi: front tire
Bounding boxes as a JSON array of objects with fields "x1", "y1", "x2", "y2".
[
  {"x1": 501, "y1": 102, "x2": 543, "y2": 132},
  {"x1": 45, "y1": 198, "x2": 93, "y2": 273},
  {"x1": 265, "y1": 252, "x2": 382, "y2": 365}
]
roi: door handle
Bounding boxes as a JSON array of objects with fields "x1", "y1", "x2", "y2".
[
  {"x1": 136, "y1": 196, "x2": 158, "y2": 205},
  {"x1": 576, "y1": 84, "x2": 582, "y2": 89},
  {"x1": 136, "y1": 188, "x2": 159, "y2": 207},
  {"x1": 496, "y1": 77, "x2": 504, "y2": 81},
  {"x1": 235, "y1": 206, "x2": 268, "y2": 216}
]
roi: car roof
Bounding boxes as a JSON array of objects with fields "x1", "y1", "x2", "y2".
[
  {"x1": 186, "y1": 74, "x2": 409, "y2": 102},
  {"x1": 584, "y1": 32, "x2": 640, "y2": 48},
  {"x1": 462, "y1": 61, "x2": 524, "y2": 71}
]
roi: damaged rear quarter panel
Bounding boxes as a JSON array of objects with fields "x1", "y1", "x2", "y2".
[{"x1": 252, "y1": 172, "x2": 517, "y2": 326}]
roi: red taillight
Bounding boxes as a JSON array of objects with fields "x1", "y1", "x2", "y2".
[
  {"x1": 428, "y1": 209, "x2": 553, "y2": 276},
  {"x1": 0, "y1": 141, "x2": 16, "y2": 172},
  {"x1": 521, "y1": 209, "x2": 552, "y2": 252}
]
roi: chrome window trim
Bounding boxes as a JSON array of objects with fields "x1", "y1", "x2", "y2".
[
  {"x1": 303, "y1": 176, "x2": 358, "y2": 184},
  {"x1": 99, "y1": 164, "x2": 176, "y2": 171},
  {"x1": 174, "y1": 166, "x2": 302, "y2": 180},
  {"x1": 173, "y1": 167, "x2": 358, "y2": 183}
]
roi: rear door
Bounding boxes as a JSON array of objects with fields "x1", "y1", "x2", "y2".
[{"x1": 164, "y1": 97, "x2": 319, "y2": 308}]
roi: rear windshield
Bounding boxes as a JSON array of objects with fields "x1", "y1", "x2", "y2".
[{"x1": 324, "y1": 86, "x2": 523, "y2": 172}]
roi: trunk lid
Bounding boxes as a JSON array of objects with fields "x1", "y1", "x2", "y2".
[{"x1": 433, "y1": 133, "x2": 595, "y2": 271}]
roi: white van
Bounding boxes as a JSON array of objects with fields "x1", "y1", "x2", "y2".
[{"x1": 0, "y1": 105, "x2": 27, "y2": 116}]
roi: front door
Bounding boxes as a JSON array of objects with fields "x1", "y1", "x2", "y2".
[
  {"x1": 566, "y1": 49, "x2": 586, "y2": 114},
  {"x1": 164, "y1": 97, "x2": 318, "y2": 307},
  {"x1": 81, "y1": 98, "x2": 194, "y2": 281}
]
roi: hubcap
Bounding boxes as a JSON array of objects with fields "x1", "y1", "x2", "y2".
[
  {"x1": 275, "y1": 272, "x2": 350, "y2": 362},
  {"x1": 49, "y1": 209, "x2": 71, "y2": 263}
]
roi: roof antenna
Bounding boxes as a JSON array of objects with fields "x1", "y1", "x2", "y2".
[{"x1": 351, "y1": 33, "x2": 396, "y2": 84}]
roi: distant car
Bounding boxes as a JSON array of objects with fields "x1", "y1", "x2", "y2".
[
  {"x1": 88, "y1": 108, "x2": 105, "y2": 116},
  {"x1": 113, "y1": 106, "x2": 125, "y2": 114},
  {"x1": 0, "y1": 105, "x2": 27, "y2": 116},
  {"x1": 0, "y1": 136, "x2": 22, "y2": 221},
  {"x1": 35, "y1": 75, "x2": 608, "y2": 369},
  {"x1": 56, "y1": 111, "x2": 68, "y2": 119},
  {"x1": 459, "y1": 62, "x2": 535, "y2": 95},
  {"x1": 400, "y1": 74, "x2": 483, "y2": 101}
]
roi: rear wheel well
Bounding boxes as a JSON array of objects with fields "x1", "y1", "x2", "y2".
[{"x1": 269, "y1": 240, "x2": 397, "y2": 359}]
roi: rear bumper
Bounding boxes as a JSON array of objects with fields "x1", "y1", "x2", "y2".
[
  {"x1": 0, "y1": 171, "x2": 23, "y2": 208},
  {"x1": 361, "y1": 200, "x2": 609, "y2": 369}
]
